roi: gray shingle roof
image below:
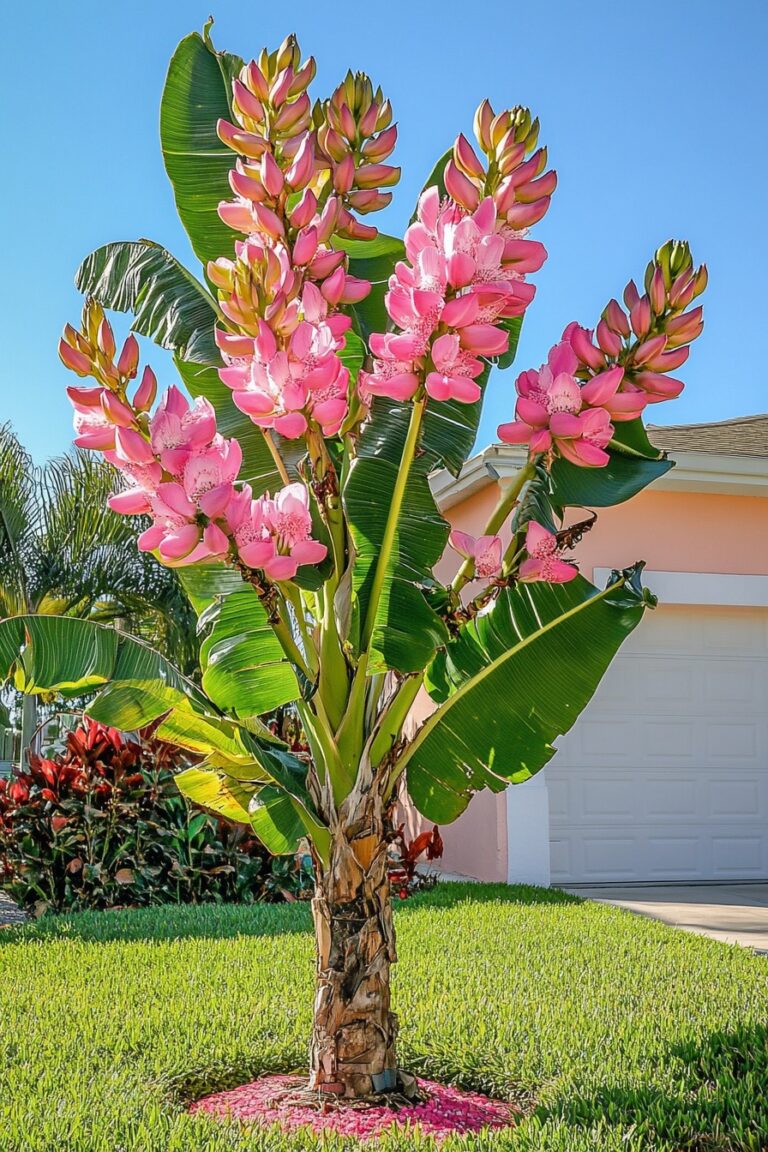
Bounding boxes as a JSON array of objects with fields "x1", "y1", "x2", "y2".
[{"x1": 648, "y1": 415, "x2": 768, "y2": 458}]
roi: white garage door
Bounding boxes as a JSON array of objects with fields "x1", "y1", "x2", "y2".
[{"x1": 548, "y1": 605, "x2": 768, "y2": 884}]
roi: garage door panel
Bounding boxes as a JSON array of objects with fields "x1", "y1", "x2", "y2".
[{"x1": 549, "y1": 606, "x2": 768, "y2": 883}]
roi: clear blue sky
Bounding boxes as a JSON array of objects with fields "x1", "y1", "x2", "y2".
[{"x1": 2, "y1": 0, "x2": 766, "y2": 462}]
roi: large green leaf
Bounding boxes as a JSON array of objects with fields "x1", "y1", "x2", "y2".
[
  {"x1": 550, "y1": 452, "x2": 673, "y2": 508},
  {"x1": 344, "y1": 456, "x2": 449, "y2": 672},
  {"x1": 403, "y1": 569, "x2": 651, "y2": 822},
  {"x1": 76, "y1": 241, "x2": 220, "y2": 364},
  {"x1": 200, "y1": 587, "x2": 299, "y2": 718},
  {"x1": 160, "y1": 31, "x2": 242, "y2": 269}
]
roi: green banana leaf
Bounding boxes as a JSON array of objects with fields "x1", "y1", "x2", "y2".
[{"x1": 403, "y1": 567, "x2": 653, "y2": 822}]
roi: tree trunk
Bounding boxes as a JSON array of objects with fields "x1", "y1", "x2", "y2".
[
  {"x1": 309, "y1": 804, "x2": 398, "y2": 1098},
  {"x1": 19, "y1": 694, "x2": 39, "y2": 765}
]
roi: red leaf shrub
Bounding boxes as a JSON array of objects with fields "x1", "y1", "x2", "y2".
[{"x1": 0, "y1": 718, "x2": 311, "y2": 914}]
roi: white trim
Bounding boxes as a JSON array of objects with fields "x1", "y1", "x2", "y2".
[
  {"x1": 505, "y1": 772, "x2": 551, "y2": 887},
  {"x1": 430, "y1": 444, "x2": 768, "y2": 511},
  {"x1": 593, "y1": 569, "x2": 768, "y2": 608}
]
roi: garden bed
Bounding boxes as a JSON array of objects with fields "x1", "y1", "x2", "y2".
[{"x1": 1, "y1": 883, "x2": 767, "y2": 1150}]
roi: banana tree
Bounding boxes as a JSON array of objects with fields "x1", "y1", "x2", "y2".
[{"x1": 0, "y1": 27, "x2": 706, "y2": 1100}]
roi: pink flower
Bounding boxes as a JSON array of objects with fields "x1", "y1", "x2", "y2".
[
  {"x1": 449, "y1": 530, "x2": 502, "y2": 577},
  {"x1": 226, "y1": 482, "x2": 327, "y2": 581},
  {"x1": 497, "y1": 341, "x2": 618, "y2": 467},
  {"x1": 362, "y1": 176, "x2": 547, "y2": 408},
  {"x1": 426, "y1": 335, "x2": 483, "y2": 404},
  {"x1": 149, "y1": 386, "x2": 217, "y2": 472},
  {"x1": 518, "y1": 522, "x2": 578, "y2": 583}
]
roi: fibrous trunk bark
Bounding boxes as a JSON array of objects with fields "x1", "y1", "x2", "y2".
[{"x1": 309, "y1": 801, "x2": 398, "y2": 1098}]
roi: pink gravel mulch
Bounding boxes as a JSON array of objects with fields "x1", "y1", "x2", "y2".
[{"x1": 190, "y1": 1073, "x2": 517, "y2": 1142}]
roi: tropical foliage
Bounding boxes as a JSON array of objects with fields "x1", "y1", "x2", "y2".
[
  {"x1": 0, "y1": 27, "x2": 706, "y2": 1099},
  {"x1": 0, "y1": 717, "x2": 311, "y2": 913}
]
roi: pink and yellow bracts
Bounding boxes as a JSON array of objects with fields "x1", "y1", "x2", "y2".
[
  {"x1": 59, "y1": 306, "x2": 326, "y2": 577},
  {"x1": 210, "y1": 38, "x2": 397, "y2": 441},
  {"x1": 498, "y1": 241, "x2": 707, "y2": 467},
  {"x1": 360, "y1": 105, "x2": 553, "y2": 406}
]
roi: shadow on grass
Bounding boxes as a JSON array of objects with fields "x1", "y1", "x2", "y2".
[
  {"x1": 0, "y1": 881, "x2": 579, "y2": 947},
  {"x1": 536, "y1": 1023, "x2": 768, "y2": 1151}
]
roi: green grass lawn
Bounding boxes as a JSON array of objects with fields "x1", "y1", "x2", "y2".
[{"x1": 1, "y1": 883, "x2": 767, "y2": 1151}]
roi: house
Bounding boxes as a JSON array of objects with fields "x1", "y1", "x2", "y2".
[{"x1": 423, "y1": 415, "x2": 768, "y2": 887}]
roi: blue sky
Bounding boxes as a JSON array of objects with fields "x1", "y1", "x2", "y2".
[{"x1": 2, "y1": 0, "x2": 766, "y2": 462}]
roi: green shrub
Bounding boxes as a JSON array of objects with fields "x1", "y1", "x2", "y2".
[{"x1": 0, "y1": 718, "x2": 311, "y2": 912}]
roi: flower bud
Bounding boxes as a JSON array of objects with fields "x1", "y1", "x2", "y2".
[
  {"x1": 287, "y1": 57, "x2": 316, "y2": 98},
  {"x1": 444, "y1": 159, "x2": 481, "y2": 210},
  {"x1": 669, "y1": 273, "x2": 696, "y2": 309},
  {"x1": 117, "y1": 335, "x2": 139, "y2": 379},
  {"x1": 97, "y1": 318, "x2": 115, "y2": 359},
  {"x1": 229, "y1": 166, "x2": 266, "y2": 203},
  {"x1": 59, "y1": 339, "x2": 92, "y2": 377},
  {"x1": 317, "y1": 123, "x2": 349, "y2": 163},
  {"x1": 664, "y1": 306, "x2": 704, "y2": 348},
  {"x1": 569, "y1": 325, "x2": 606, "y2": 370},
  {"x1": 273, "y1": 91, "x2": 311, "y2": 134},
  {"x1": 623, "y1": 279, "x2": 641, "y2": 311},
  {"x1": 503, "y1": 197, "x2": 551, "y2": 228},
  {"x1": 347, "y1": 188, "x2": 392, "y2": 214},
  {"x1": 602, "y1": 298, "x2": 630, "y2": 337},
  {"x1": 362, "y1": 124, "x2": 398, "y2": 162},
  {"x1": 649, "y1": 266, "x2": 666, "y2": 314},
  {"x1": 333, "y1": 153, "x2": 356, "y2": 194},
  {"x1": 644, "y1": 346, "x2": 690, "y2": 372},
  {"x1": 233, "y1": 79, "x2": 264, "y2": 123},
  {"x1": 454, "y1": 133, "x2": 485, "y2": 179},
  {"x1": 289, "y1": 188, "x2": 318, "y2": 228},
  {"x1": 275, "y1": 34, "x2": 301, "y2": 73},
  {"x1": 269, "y1": 67, "x2": 295, "y2": 109},
  {"x1": 632, "y1": 334, "x2": 667, "y2": 366},
  {"x1": 252, "y1": 202, "x2": 285, "y2": 239},
  {"x1": 629, "y1": 296, "x2": 652, "y2": 339},
  {"x1": 245, "y1": 60, "x2": 270, "y2": 102},
  {"x1": 339, "y1": 276, "x2": 371, "y2": 304},
  {"x1": 471, "y1": 99, "x2": 493, "y2": 152},
  {"x1": 596, "y1": 319, "x2": 622, "y2": 357},
  {"x1": 376, "y1": 99, "x2": 393, "y2": 132},
  {"x1": 292, "y1": 226, "x2": 318, "y2": 266},
  {"x1": 512, "y1": 170, "x2": 557, "y2": 204},
  {"x1": 100, "y1": 390, "x2": 136, "y2": 428},
  {"x1": 260, "y1": 150, "x2": 284, "y2": 197},
  {"x1": 134, "y1": 365, "x2": 157, "y2": 411},
  {"x1": 320, "y1": 266, "x2": 346, "y2": 306},
  {"x1": 354, "y1": 163, "x2": 400, "y2": 190}
]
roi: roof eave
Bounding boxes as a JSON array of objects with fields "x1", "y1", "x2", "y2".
[{"x1": 431, "y1": 444, "x2": 768, "y2": 511}]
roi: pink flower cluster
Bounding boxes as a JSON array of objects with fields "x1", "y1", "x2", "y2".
[
  {"x1": 499, "y1": 241, "x2": 706, "y2": 468},
  {"x1": 210, "y1": 39, "x2": 399, "y2": 441},
  {"x1": 498, "y1": 340, "x2": 627, "y2": 467},
  {"x1": 60, "y1": 311, "x2": 327, "y2": 577},
  {"x1": 360, "y1": 110, "x2": 553, "y2": 407},
  {"x1": 360, "y1": 187, "x2": 546, "y2": 405}
]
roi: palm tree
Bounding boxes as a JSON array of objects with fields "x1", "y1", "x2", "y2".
[{"x1": 0, "y1": 423, "x2": 198, "y2": 754}]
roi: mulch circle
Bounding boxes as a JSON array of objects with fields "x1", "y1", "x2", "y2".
[{"x1": 190, "y1": 1073, "x2": 517, "y2": 1142}]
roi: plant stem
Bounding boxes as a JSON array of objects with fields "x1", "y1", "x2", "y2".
[
  {"x1": 262, "y1": 430, "x2": 291, "y2": 487},
  {"x1": 369, "y1": 674, "x2": 424, "y2": 768},
  {"x1": 451, "y1": 459, "x2": 537, "y2": 595},
  {"x1": 362, "y1": 397, "x2": 426, "y2": 651}
]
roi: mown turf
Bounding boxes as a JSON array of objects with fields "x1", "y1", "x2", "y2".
[{"x1": 1, "y1": 883, "x2": 767, "y2": 1151}]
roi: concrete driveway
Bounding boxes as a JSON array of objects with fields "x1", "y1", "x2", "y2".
[{"x1": 562, "y1": 883, "x2": 768, "y2": 952}]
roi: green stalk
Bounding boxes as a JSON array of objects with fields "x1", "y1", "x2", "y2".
[
  {"x1": 369, "y1": 674, "x2": 423, "y2": 768},
  {"x1": 362, "y1": 396, "x2": 426, "y2": 650},
  {"x1": 451, "y1": 459, "x2": 536, "y2": 594},
  {"x1": 336, "y1": 397, "x2": 427, "y2": 765}
]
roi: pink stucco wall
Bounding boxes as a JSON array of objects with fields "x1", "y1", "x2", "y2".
[{"x1": 409, "y1": 474, "x2": 768, "y2": 883}]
